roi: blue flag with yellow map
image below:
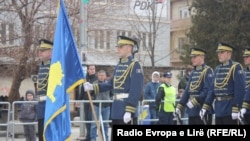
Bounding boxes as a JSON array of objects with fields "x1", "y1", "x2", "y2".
[{"x1": 43, "y1": 0, "x2": 84, "y2": 140}]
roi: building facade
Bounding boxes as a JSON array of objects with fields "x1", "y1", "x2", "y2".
[
  {"x1": 0, "y1": 0, "x2": 193, "y2": 96},
  {"x1": 170, "y1": 0, "x2": 193, "y2": 67},
  {"x1": 84, "y1": 0, "x2": 171, "y2": 67}
]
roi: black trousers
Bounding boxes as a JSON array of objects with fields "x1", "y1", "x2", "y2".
[
  {"x1": 215, "y1": 116, "x2": 237, "y2": 125},
  {"x1": 38, "y1": 118, "x2": 44, "y2": 141},
  {"x1": 84, "y1": 103, "x2": 92, "y2": 141},
  {"x1": 189, "y1": 114, "x2": 212, "y2": 125},
  {"x1": 111, "y1": 118, "x2": 137, "y2": 141},
  {"x1": 243, "y1": 114, "x2": 250, "y2": 125}
]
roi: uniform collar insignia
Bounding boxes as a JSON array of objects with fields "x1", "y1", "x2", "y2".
[
  {"x1": 120, "y1": 58, "x2": 128, "y2": 63},
  {"x1": 42, "y1": 60, "x2": 51, "y2": 65},
  {"x1": 195, "y1": 65, "x2": 202, "y2": 70},
  {"x1": 222, "y1": 61, "x2": 230, "y2": 66}
]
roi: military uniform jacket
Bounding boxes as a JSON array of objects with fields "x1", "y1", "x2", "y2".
[
  {"x1": 242, "y1": 67, "x2": 250, "y2": 115},
  {"x1": 204, "y1": 60, "x2": 245, "y2": 117},
  {"x1": 177, "y1": 64, "x2": 214, "y2": 117},
  {"x1": 36, "y1": 60, "x2": 50, "y2": 119},
  {"x1": 93, "y1": 56, "x2": 144, "y2": 120}
]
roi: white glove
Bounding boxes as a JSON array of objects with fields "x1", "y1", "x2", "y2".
[
  {"x1": 240, "y1": 108, "x2": 247, "y2": 118},
  {"x1": 199, "y1": 109, "x2": 206, "y2": 120},
  {"x1": 174, "y1": 108, "x2": 181, "y2": 117},
  {"x1": 186, "y1": 101, "x2": 194, "y2": 109},
  {"x1": 83, "y1": 82, "x2": 93, "y2": 91},
  {"x1": 231, "y1": 112, "x2": 238, "y2": 120},
  {"x1": 123, "y1": 112, "x2": 132, "y2": 124}
]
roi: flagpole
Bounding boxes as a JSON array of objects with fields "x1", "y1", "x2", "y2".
[
  {"x1": 43, "y1": 0, "x2": 85, "y2": 140},
  {"x1": 79, "y1": 0, "x2": 87, "y2": 138},
  {"x1": 80, "y1": 1, "x2": 103, "y2": 140},
  {"x1": 87, "y1": 91, "x2": 104, "y2": 141}
]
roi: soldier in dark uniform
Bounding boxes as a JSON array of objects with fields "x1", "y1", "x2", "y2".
[
  {"x1": 176, "y1": 47, "x2": 214, "y2": 125},
  {"x1": 36, "y1": 39, "x2": 53, "y2": 141},
  {"x1": 200, "y1": 42, "x2": 245, "y2": 125},
  {"x1": 83, "y1": 35, "x2": 144, "y2": 141},
  {"x1": 238, "y1": 47, "x2": 250, "y2": 124}
]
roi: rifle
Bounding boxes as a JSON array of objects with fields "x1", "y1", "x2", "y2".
[
  {"x1": 201, "y1": 112, "x2": 207, "y2": 125},
  {"x1": 173, "y1": 103, "x2": 182, "y2": 125},
  {"x1": 175, "y1": 111, "x2": 183, "y2": 125},
  {"x1": 238, "y1": 116, "x2": 245, "y2": 125},
  {"x1": 199, "y1": 104, "x2": 208, "y2": 125}
]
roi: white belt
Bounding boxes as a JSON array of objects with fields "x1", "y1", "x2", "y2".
[
  {"x1": 114, "y1": 93, "x2": 129, "y2": 100},
  {"x1": 38, "y1": 95, "x2": 47, "y2": 102}
]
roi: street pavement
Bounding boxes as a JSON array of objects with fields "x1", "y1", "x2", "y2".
[
  {"x1": 0, "y1": 126, "x2": 111, "y2": 141},
  {"x1": 0, "y1": 126, "x2": 81, "y2": 141}
]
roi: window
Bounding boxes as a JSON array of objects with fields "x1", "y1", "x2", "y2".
[
  {"x1": 0, "y1": 23, "x2": 6, "y2": 45},
  {"x1": 136, "y1": 32, "x2": 153, "y2": 51},
  {"x1": 179, "y1": 7, "x2": 190, "y2": 19},
  {"x1": 116, "y1": 30, "x2": 127, "y2": 37},
  {"x1": 100, "y1": 30, "x2": 104, "y2": 49},
  {"x1": 94, "y1": 0, "x2": 107, "y2": 4},
  {"x1": 0, "y1": 23, "x2": 15, "y2": 46},
  {"x1": 8, "y1": 24, "x2": 14, "y2": 45},
  {"x1": 127, "y1": 31, "x2": 131, "y2": 37},
  {"x1": 178, "y1": 37, "x2": 188, "y2": 52},
  {"x1": 94, "y1": 30, "x2": 99, "y2": 49},
  {"x1": 148, "y1": 33, "x2": 152, "y2": 48},
  {"x1": 106, "y1": 30, "x2": 110, "y2": 49},
  {"x1": 122, "y1": 31, "x2": 126, "y2": 36},
  {"x1": 142, "y1": 33, "x2": 146, "y2": 51},
  {"x1": 109, "y1": 0, "x2": 126, "y2": 5}
]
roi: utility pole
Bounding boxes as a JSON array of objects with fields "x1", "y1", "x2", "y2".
[{"x1": 79, "y1": 0, "x2": 89, "y2": 138}]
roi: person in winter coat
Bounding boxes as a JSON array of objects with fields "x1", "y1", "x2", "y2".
[
  {"x1": 19, "y1": 90, "x2": 37, "y2": 141},
  {"x1": 144, "y1": 71, "x2": 161, "y2": 124}
]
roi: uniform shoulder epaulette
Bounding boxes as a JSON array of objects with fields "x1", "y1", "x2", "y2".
[
  {"x1": 205, "y1": 65, "x2": 214, "y2": 72},
  {"x1": 204, "y1": 65, "x2": 211, "y2": 69},
  {"x1": 232, "y1": 61, "x2": 240, "y2": 65},
  {"x1": 129, "y1": 60, "x2": 143, "y2": 77},
  {"x1": 231, "y1": 62, "x2": 243, "y2": 80}
]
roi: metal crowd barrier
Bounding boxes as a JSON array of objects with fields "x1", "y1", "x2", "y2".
[
  {"x1": 1, "y1": 100, "x2": 113, "y2": 141},
  {"x1": 11, "y1": 101, "x2": 38, "y2": 141},
  {"x1": 139, "y1": 99, "x2": 189, "y2": 125},
  {"x1": 0, "y1": 98, "x2": 193, "y2": 140},
  {"x1": 0, "y1": 102, "x2": 11, "y2": 141},
  {"x1": 70, "y1": 99, "x2": 113, "y2": 141}
]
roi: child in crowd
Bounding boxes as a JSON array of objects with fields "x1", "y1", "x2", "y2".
[{"x1": 19, "y1": 90, "x2": 37, "y2": 141}]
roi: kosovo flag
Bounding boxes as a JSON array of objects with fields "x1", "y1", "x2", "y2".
[{"x1": 43, "y1": 0, "x2": 84, "y2": 140}]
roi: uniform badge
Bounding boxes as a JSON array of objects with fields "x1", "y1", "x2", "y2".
[
  {"x1": 136, "y1": 69, "x2": 142, "y2": 73},
  {"x1": 238, "y1": 70, "x2": 243, "y2": 74},
  {"x1": 208, "y1": 74, "x2": 213, "y2": 77}
]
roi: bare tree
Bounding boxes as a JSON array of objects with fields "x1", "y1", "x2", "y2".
[
  {"x1": 0, "y1": 0, "x2": 80, "y2": 103},
  {"x1": 126, "y1": 0, "x2": 170, "y2": 71}
]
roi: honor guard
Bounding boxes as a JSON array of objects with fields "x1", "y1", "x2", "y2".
[
  {"x1": 83, "y1": 35, "x2": 144, "y2": 141},
  {"x1": 176, "y1": 47, "x2": 214, "y2": 125},
  {"x1": 238, "y1": 47, "x2": 250, "y2": 124},
  {"x1": 37, "y1": 39, "x2": 53, "y2": 141},
  {"x1": 200, "y1": 42, "x2": 245, "y2": 125}
]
